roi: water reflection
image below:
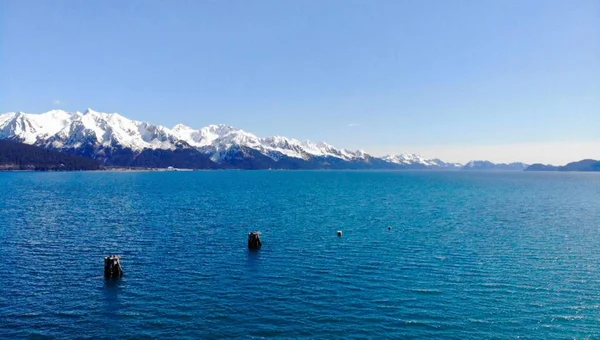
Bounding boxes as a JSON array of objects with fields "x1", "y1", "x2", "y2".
[
  {"x1": 102, "y1": 277, "x2": 123, "y2": 309},
  {"x1": 246, "y1": 248, "x2": 261, "y2": 269}
]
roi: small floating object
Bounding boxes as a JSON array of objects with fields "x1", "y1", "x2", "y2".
[
  {"x1": 388, "y1": 226, "x2": 392, "y2": 230},
  {"x1": 337, "y1": 230, "x2": 343, "y2": 237},
  {"x1": 104, "y1": 255, "x2": 123, "y2": 279},
  {"x1": 248, "y1": 231, "x2": 262, "y2": 249}
]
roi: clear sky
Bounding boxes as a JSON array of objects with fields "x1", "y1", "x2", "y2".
[{"x1": 1, "y1": 0, "x2": 598, "y2": 164}]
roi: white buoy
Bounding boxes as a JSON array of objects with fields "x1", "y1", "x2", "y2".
[{"x1": 337, "y1": 230, "x2": 343, "y2": 237}]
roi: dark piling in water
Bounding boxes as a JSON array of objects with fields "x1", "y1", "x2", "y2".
[
  {"x1": 248, "y1": 231, "x2": 262, "y2": 249},
  {"x1": 104, "y1": 255, "x2": 123, "y2": 279},
  {"x1": 337, "y1": 230, "x2": 343, "y2": 237}
]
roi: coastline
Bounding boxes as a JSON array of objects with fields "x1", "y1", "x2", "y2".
[{"x1": 2, "y1": 163, "x2": 598, "y2": 173}]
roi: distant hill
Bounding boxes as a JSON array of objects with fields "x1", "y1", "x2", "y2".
[
  {"x1": 462, "y1": 160, "x2": 528, "y2": 171},
  {"x1": 562, "y1": 159, "x2": 600, "y2": 171},
  {"x1": 523, "y1": 163, "x2": 559, "y2": 171},
  {"x1": 0, "y1": 140, "x2": 100, "y2": 170},
  {"x1": 526, "y1": 159, "x2": 600, "y2": 172}
]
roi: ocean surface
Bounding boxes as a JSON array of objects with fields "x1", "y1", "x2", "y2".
[{"x1": 1, "y1": 171, "x2": 600, "y2": 339}]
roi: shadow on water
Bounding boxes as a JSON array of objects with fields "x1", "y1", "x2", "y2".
[
  {"x1": 246, "y1": 249, "x2": 262, "y2": 269},
  {"x1": 102, "y1": 278, "x2": 124, "y2": 310},
  {"x1": 244, "y1": 249, "x2": 264, "y2": 290},
  {"x1": 99, "y1": 278, "x2": 126, "y2": 337}
]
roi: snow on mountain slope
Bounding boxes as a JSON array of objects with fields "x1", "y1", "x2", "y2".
[
  {"x1": 383, "y1": 154, "x2": 461, "y2": 168},
  {"x1": 463, "y1": 160, "x2": 527, "y2": 170},
  {"x1": 0, "y1": 109, "x2": 455, "y2": 167},
  {"x1": 0, "y1": 110, "x2": 365, "y2": 161},
  {"x1": 383, "y1": 153, "x2": 437, "y2": 166},
  {"x1": 0, "y1": 109, "x2": 181, "y2": 150},
  {"x1": 172, "y1": 124, "x2": 305, "y2": 160},
  {"x1": 0, "y1": 110, "x2": 75, "y2": 144},
  {"x1": 168, "y1": 122, "x2": 368, "y2": 161}
]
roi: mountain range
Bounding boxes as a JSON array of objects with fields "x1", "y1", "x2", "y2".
[
  {"x1": 525, "y1": 159, "x2": 600, "y2": 172},
  {"x1": 0, "y1": 109, "x2": 526, "y2": 170},
  {"x1": 463, "y1": 160, "x2": 528, "y2": 171}
]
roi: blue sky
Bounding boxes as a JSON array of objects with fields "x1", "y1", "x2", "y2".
[{"x1": 1, "y1": 0, "x2": 598, "y2": 163}]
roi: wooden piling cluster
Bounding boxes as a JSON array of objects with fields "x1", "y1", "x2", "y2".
[
  {"x1": 103, "y1": 227, "x2": 397, "y2": 275},
  {"x1": 248, "y1": 231, "x2": 262, "y2": 249},
  {"x1": 104, "y1": 255, "x2": 123, "y2": 278}
]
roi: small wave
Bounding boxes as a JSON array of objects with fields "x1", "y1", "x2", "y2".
[
  {"x1": 402, "y1": 320, "x2": 442, "y2": 329},
  {"x1": 551, "y1": 315, "x2": 585, "y2": 322},
  {"x1": 410, "y1": 288, "x2": 443, "y2": 295},
  {"x1": 467, "y1": 318, "x2": 491, "y2": 324},
  {"x1": 568, "y1": 304, "x2": 600, "y2": 310}
]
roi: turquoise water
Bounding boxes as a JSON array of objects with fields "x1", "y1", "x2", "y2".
[{"x1": 2, "y1": 171, "x2": 600, "y2": 338}]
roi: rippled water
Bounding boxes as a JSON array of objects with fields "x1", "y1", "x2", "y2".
[{"x1": 1, "y1": 171, "x2": 600, "y2": 338}]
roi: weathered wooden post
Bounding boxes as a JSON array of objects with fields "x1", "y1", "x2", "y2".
[
  {"x1": 248, "y1": 231, "x2": 262, "y2": 249},
  {"x1": 104, "y1": 255, "x2": 123, "y2": 278}
]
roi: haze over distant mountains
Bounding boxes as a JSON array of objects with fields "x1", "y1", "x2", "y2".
[
  {"x1": 525, "y1": 159, "x2": 600, "y2": 172},
  {"x1": 2, "y1": 108, "x2": 593, "y2": 171},
  {"x1": 463, "y1": 160, "x2": 528, "y2": 171}
]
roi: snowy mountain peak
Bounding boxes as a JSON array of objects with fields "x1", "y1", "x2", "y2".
[
  {"x1": 172, "y1": 123, "x2": 191, "y2": 131},
  {"x1": 83, "y1": 108, "x2": 100, "y2": 115},
  {"x1": 463, "y1": 160, "x2": 528, "y2": 170},
  {"x1": 383, "y1": 153, "x2": 461, "y2": 168},
  {"x1": 383, "y1": 153, "x2": 423, "y2": 163},
  {"x1": 206, "y1": 123, "x2": 234, "y2": 129},
  {"x1": 202, "y1": 124, "x2": 246, "y2": 136}
]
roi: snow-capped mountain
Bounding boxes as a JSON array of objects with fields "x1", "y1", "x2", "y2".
[
  {"x1": 172, "y1": 123, "x2": 370, "y2": 162},
  {"x1": 0, "y1": 109, "x2": 179, "y2": 151},
  {"x1": 0, "y1": 109, "x2": 460, "y2": 169},
  {"x1": 462, "y1": 160, "x2": 528, "y2": 171},
  {"x1": 382, "y1": 154, "x2": 461, "y2": 169}
]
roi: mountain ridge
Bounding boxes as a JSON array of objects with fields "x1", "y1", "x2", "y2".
[
  {"x1": 463, "y1": 160, "x2": 529, "y2": 171},
  {"x1": 0, "y1": 109, "x2": 526, "y2": 170},
  {"x1": 525, "y1": 159, "x2": 600, "y2": 172}
]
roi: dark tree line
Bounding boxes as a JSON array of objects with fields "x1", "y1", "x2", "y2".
[{"x1": 0, "y1": 140, "x2": 100, "y2": 171}]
